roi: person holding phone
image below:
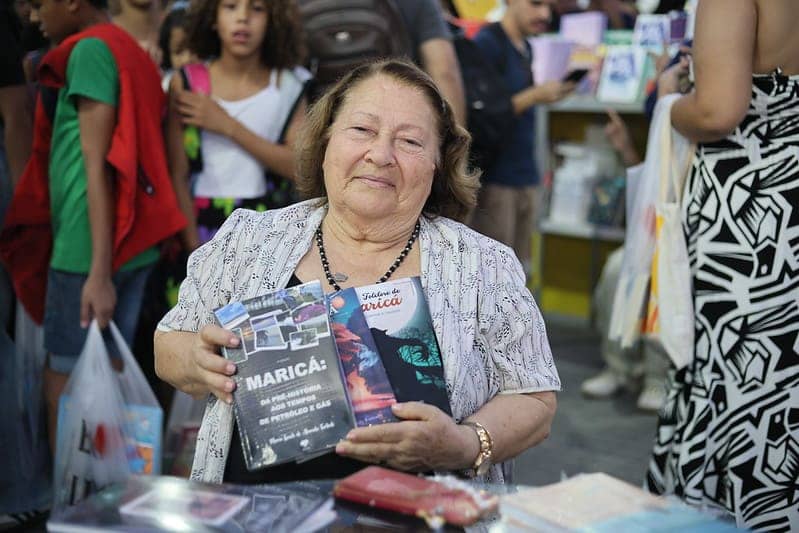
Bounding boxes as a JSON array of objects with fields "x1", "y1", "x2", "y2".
[{"x1": 469, "y1": 0, "x2": 575, "y2": 277}]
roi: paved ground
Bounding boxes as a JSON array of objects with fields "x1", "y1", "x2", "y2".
[{"x1": 514, "y1": 323, "x2": 660, "y2": 488}]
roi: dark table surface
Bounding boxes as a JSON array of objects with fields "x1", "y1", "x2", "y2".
[{"x1": 46, "y1": 474, "x2": 509, "y2": 532}]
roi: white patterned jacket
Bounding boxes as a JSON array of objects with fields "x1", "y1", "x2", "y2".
[{"x1": 158, "y1": 199, "x2": 561, "y2": 483}]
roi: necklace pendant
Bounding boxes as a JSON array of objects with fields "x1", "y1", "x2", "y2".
[{"x1": 332, "y1": 272, "x2": 349, "y2": 283}]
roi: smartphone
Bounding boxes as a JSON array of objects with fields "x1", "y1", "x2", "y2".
[{"x1": 562, "y1": 68, "x2": 589, "y2": 84}]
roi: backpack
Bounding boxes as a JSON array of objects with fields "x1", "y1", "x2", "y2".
[
  {"x1": 452, "y1": 23, "x2": 516, "y2": 171},
  {"x1": 296, "y1": 0, "x2": 412, "y2": 101}
]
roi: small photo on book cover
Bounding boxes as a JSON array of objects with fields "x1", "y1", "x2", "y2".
[
  {"x1": 329, "y1": 288, "x2": 397, "y2": 427},
  {"x1": 354, "y1": 277, "x2": 451, "y2": 416},
  {"x1": 214, "y1": 281, "x2": 354, "y2": 470},
  {"x1": 120, "y1": 488, "x2": 249, "y2": 527}
]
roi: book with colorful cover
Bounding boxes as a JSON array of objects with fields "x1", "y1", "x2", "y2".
[
  {"x1": 354, "y1": 277, "x2": 451, "y2": 416},
  {"x1": 596, "y1": 45, "x2": 650, "y2": 104},
  {"x1": 214, "y1": 280, "x2": 354, "y2": 471},
  {"x1": 329, "y1": 288, "x2": 397, "y2": 427}
]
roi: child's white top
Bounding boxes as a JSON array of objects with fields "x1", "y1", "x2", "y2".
[{"x1": 193, "y1": 66, "x2": 309, "y2": 198}]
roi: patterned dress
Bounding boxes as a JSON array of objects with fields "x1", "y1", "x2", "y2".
[{"x1": 647, "y1": 71, "x2": 799, "y2": 530}]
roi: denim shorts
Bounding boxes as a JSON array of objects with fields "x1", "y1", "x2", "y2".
[{"x1": 44, "y1": 266, "x2": 153, "y2": 374}]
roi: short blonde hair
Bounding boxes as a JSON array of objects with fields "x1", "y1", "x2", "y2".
[{"x1": 295, "y1": 58, "x2": 480, "y2": 222}]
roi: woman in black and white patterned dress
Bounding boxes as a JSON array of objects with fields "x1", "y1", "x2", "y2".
[{"x1": 647, "y1": 0, "x2": 799, "y2": 530}]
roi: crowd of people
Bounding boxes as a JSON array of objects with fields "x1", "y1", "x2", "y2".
[{"x1": 0, "y1": 0, "x2": 797, "y2": 531}]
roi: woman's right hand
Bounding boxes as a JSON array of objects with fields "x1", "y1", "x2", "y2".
[
  {"x1": 186, "y1": 325, "x2": 240, "y2": 404},
  {"x1": 657, "y1": 56, "x2": 691, "y2": 99}
]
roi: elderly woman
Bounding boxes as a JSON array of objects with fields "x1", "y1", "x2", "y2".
[{"x1": 154, "y1": 59, "x2": 560, "y2": 485}]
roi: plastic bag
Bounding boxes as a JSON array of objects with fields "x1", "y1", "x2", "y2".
[
  {"x1": 609, "y1": 94, "x2": 692, "y2": 351},
  {"x1": 0, "y1": 304, "x2": 51, "y2": 514},
  {"x1": 53, "y1": 321, "x2": 163, "y2": 509},
  {"x1": 642, "y1": 103, "x2": 695, "y2": 369},
  {"x1": 164, "y1": 391, "x2": 206, "y2": 476},
  {"x1": 111, "y1": 322, "x2": 164, "y2": 476}
]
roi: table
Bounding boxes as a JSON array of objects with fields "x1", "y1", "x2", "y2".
[
  {"x1": 47, "y1": 473, "x2": 743, "y2": 532},
  {"x1": 46, "y1": 474, "x2": 511, "y2": 532}
]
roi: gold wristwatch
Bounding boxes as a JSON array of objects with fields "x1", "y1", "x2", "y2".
[{"x1": 462, "y1": 421, "x2": 493, "y2": 477}]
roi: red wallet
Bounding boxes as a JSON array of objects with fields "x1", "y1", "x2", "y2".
[{"x1": 333, "y1": 466, "x2": 498, "y2": 527}]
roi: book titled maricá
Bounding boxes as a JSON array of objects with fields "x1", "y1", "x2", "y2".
[{"x1": 214, "y1": 281, "x2": 353, "y2": 471}]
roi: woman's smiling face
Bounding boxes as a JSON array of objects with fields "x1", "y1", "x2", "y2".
[{"x1": 322, "y1": 74, "x2": 440, "y2": 222}]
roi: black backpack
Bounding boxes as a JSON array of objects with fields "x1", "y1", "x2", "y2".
[
  {"x1": 295, "y1": 0, "x2": 413, "y2": 101},
  {"x1": 452, "y1": 23, "x2": 516, "y2": 171}
]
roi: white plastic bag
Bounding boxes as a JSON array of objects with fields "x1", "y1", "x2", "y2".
[
  {"x1": 110, "y1": 322, "x2": 164, "y2": 476},
  {"x1": 643, "y1": 109, "x2": 695, "y2": 369},
  {"x1": 609, "y1": 94, "x2": 693, "y2": 355},
  {"x1": 53, "y1": 321, "x2": 131, "y2": 509},
  {"x1": 164, "y1": 391, "x2": 206, "y2": 476},
  {"x1": 53, "y1": 321, "x2": 163, "y2": 509}
]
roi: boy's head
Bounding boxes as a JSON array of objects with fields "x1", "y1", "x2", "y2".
[
  {"x1": 29, "y1": 0, "x2": 108, "y2": 43},
  {"x1": 504, "y1": 0, "x2": 555, "y2": 38}
]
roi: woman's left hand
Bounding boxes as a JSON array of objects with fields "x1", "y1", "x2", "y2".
[
  {"x1": 335, "y1": 402, "x2": 478, "y2": 472},
  {"x1": 176, "y1": 89, "x2": 235, "y2": 137}
]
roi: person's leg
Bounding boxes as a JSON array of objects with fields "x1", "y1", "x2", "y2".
[
  {"x1": 637, "y1": 338, "x2": 670, "y2": 412},
  {"x1": 106, "y1": 264, "x2": 154, "y2": 361},
  {"x1": 582, "y1": 248, "x2": 643, "y2": 397},
  {"x1": 42, "y1": 269, "x2": 91, "y2": 453},
  {"x1": 512, "y1": 186, "x2": 539, "y2": 278},
  {"x1": 470, "y1": 183, "x2": 516, "y2": 247}
]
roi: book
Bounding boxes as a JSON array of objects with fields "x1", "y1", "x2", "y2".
[
  {"x1": 48, "y1": 475, "x2": 335, "y2": 533},
  {"x1": 354, "y1": 277, "x2": 452, "y2": 416},
  {"x1": 120, "y1": 488, "x2": 250, "y2": 527},
  {"x1": 559, "y1": 11, "x2": 608, "y2": 47},
  {"x1": 498, "y1": 473, "x2": 740, "y2": 532},
  {"x1": 333, "y1": 466, "x2": 499, "y2": 528},
  {"x1": 215, "y1": 280, "x2": 354, "y2": 471},
  {"x1": 329, "y1": 288, "x2": 398, "y2": 427},
  {"x1": 632, "y1": 14, "x2": 670, "y2": 53},
  {"x1": 596, "y1": 45, "x2": 650, "y2": 104}
]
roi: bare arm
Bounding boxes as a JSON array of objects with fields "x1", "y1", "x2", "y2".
[
  {"x1": 227, "y1": 98, "x2": 306, "y2": 180},
  {"x1": 670, "y1": 0, "x2": 755, "y2": 142},
  {"x1": 166, "y1": 74, "x2": 200, "y2": 251},
  {"x1": 336, "y1": 391, "x2": 556, "y2": 472},
  {"x1": 176, "y1": 88, "x2": 306, "y2": 180},
  {"x1": 77, "y1": 97, "x2": 116, "y2": 328},
  {"x1": 154, "y1": 327, "x2": 240, "y2": 403},
  {"x1": 418, "y1": 37, "x2": 466, "y2": 125},
  {"x1": 465, "y1": 391, "x2": 556, "y2": 463},
  {"x1": 512, "y1": 81, "x2": 575, "y2": 114},
  {"x1": 0, "y1": 85, "x2": 33, "y2": 186}
]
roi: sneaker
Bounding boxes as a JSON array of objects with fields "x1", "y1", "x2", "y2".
[
  {"x1": 581, "y1": 369, "x2": 625, "y2": 398},
  {"x1": 636, "y1": 381, "x2": 666, "y2": 412}
]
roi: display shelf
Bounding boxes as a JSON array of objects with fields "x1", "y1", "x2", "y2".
[
  {"x1": 540, "y1": 218, "x2": 625, "y2": 242},
  {"x1": 547, "y1": 95, "x2": 644, "y2": 114},
  {"x1": 533, "y1": 93, "x2": 645, "y2": 321}
]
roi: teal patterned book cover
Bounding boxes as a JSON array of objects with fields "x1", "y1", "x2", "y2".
[{"x1": 354, "y1": 277, "x2": 451, "y2": 416}]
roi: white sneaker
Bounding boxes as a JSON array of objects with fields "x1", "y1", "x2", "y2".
[
  {"x1": 581, "y1": 369, "x2": 625, "y2": 398},
  {"x1": 636, "y1": 381, "x2": 666, "y2": 412}
]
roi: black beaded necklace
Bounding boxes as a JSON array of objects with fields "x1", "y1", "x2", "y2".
[{"x1": 315, "y1": 220, "x2": 421, "y2": 292}]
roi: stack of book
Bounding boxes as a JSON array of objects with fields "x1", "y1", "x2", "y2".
[{"x1": 497, "y1": 473, "x2": 741, "y2": 532}]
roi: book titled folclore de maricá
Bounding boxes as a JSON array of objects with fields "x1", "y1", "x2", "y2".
[{"x1": 215, "y1": 277, "x2": 450, "y2": 471}]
